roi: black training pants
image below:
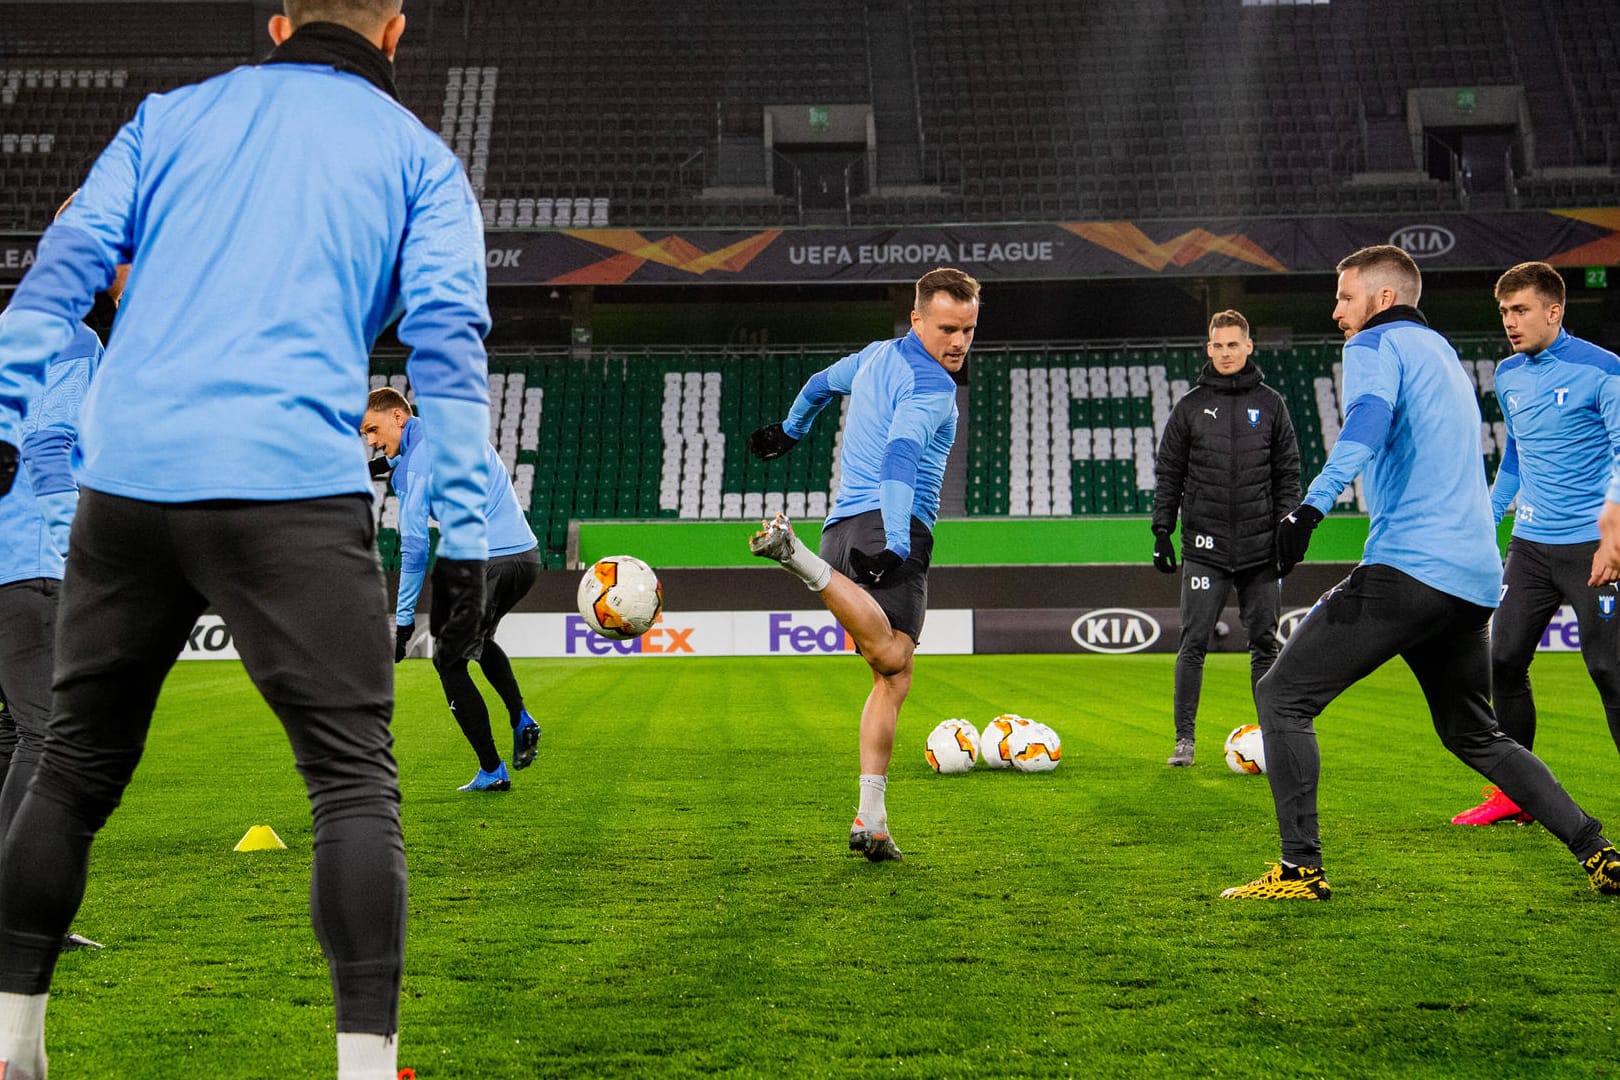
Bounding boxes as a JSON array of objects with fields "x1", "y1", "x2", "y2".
[
  {"x1": 0, "y1": 578, "x2": 59, "y2": 850},
  {"x1": 0, "y1": 490, "x2": 406, "y2": 1033},
  {"x1": 1255, "y1": 562, "x2": 1606, "y2": 866},
  {"x1": 1492, "y1": 536, "x2": 1620, "y2": 753},
  {"x1": 1173, "y1": 560, "x2": 1281, "y2": 742}
]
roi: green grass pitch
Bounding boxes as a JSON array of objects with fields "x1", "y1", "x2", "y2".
[{"x1": 39, "y1": 653, "x2": 1620, "y2": 1078}]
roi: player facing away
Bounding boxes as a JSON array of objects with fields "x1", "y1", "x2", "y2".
[
  {"x1": 1221, "y1": 245, "x2": 1620, "y2": 901},
  {"x1": 746, "y1": 267, "x2": 977, "y2": 862},
  {"x1": 0, "y1": 3, "x2": 494, "y2": 1077},
  {"x1": 1450, "y1": 262, "x2": 1620, "y2": 826},
  {"x1": 1150, "y1": 309, "x2": 1300, "y2": 767},
  {"x1": 361, "y1": 387, "x2": 543, "y2": 792}
]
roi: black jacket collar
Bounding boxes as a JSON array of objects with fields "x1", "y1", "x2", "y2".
[
  {"x1": 1198, "y1": 359, "x2": 1264, "y2": 393},
  {"x1": 1361, "y1": 304, "x2": 1428, "y2": 332},
  {"x1": 262, "y1": 22, "x2": 398, "y2": 101}
]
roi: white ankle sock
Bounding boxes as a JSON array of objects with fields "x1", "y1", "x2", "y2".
[
  {"x1": 0, "y1": 991, "x2": 48, "y2": 1076},
  {"x1": 857, "y1": 774, "x2": 888, "y2": 830},
  {"x1": 337, "y1": 1031, "x2": 397, "y2": 1080},
  {"x1": 781, "y1": 539, "x2": 832, "y2": 592}
]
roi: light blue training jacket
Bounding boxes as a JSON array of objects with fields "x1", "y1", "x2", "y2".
[
  {"x1": 1304, "y1": 307, "x2": 1502, "y2": 609},
  {"x1": 0, "y1": 58, "x2": 493, "y2": 560},
  {"x1": 1491, "y1": 329, "x2": 1620, "y2": 544},
  {"x1": 0, "y1": 320, "x2": 101, "y2": 586},
  {"x1": 783, "y1": 331, "x2": 958, "y2": 558}
]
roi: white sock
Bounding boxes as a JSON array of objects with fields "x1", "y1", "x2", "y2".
[
  {"x1": 781, "y1": 538, "x2": 832, "y2": 592},
  {"x1": 337, "y1": 1031, "x2": 397, "y2": 1080},
  {"x1": 0, "y1": 991, "x2": 48, "y2": 1075},
  {"x1": 857, "y1": 774, "x2": 888, "y2": 831}
]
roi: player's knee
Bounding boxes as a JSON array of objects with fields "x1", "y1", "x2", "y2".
[
  {"x1": 865, "y1": 637, "x2": 914, "y2": 679},
  {"x1": 1585, "y1": 654, "x2": 1620, "y2": 702},
  {"x1": 1253, "y1": 672, "x2": 1305, "y2": 733},
  {"x1": 1490, "y1": 649, "x2": 1532, "y2": 686}
]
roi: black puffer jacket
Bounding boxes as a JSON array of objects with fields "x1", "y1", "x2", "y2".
[{"x1": 1151, "y1": 360, "x2": 1301, "y2": 572}]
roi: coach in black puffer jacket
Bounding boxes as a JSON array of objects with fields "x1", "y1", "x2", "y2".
[
  {"x1": 1152, "y1": 360, "x2": 1301, "y2": 570},
  {"x1": 1150, "y1": 311, "x2": 1301, "y2": 768}
]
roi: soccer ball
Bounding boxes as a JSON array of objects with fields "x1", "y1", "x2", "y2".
[
  {"x1": 979, "y1": 714, "x2": 1031, "y2": 770},
  {"x1": 925, "y1": 719, "x2": 979, "y2": 774},
  {"x1": 1008, "y1": 722, "x2": 1062, "y2": 773},
  {"x1": 576, "y1": 555, "x2": 662, "y2": 639},
  {"x1": 1224, "y1": 724, "x2": 1266, "y2": 774}
]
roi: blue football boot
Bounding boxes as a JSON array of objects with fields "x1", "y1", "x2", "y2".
[
  {"x1": 458, "y1": 762, "x2": 511, "y2": 792},
  {"x1": 512, "y1": 711, "x2": 541, "y2": 770}
]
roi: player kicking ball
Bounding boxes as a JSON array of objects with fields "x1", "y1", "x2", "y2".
[{"x1": 747, "y1": 267, "x2": 978, "y2": 862}]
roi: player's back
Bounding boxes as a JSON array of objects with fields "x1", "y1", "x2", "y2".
[
  {"x1": 68, "y1": 62, "x2": 483, "y2": 503},
  {"x1": 1350, "y1": 316, "x2": 1501, "y2": 607}
]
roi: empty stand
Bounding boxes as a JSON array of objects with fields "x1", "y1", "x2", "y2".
[{"x1": 4, "y1": 0, "x2": 1612, "y2": 230}]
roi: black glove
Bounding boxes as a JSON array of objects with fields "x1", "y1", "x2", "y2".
[
  {"x1": 394, "y1": 621, "x2": 415, "y2": 664},
  {"x1": 1275, "y1": 504, "x2": 1325, "y2": 577},
  {"x1": 0, "y1": 441, "x2": 16, "y2": 498},
  {"x1": 746, "y1": 422, "x2": 798, "y2": 461},
  {"x1": 1152, "y1": 529, "x2": 1178, "y2": 574},
  {"x1": 848, "y1": 547, "x2": 905, "y2": 588},
  {"x1": 432, "y1": 558, "x2": 487, "y2": 664},
  {"x1": 368, "y1": 456, "x2": 394, "y2": 481}
]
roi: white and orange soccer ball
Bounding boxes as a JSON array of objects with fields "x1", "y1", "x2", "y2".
[
  {"x1": 925, "y1": 719, "x2": 980, "y2": 774},
  {"x1": 1224, "y1": 724, "x2": 1267, "y2": 774},
  {"x1": 1008, "y1": 722, "x2": 1062, "y2": 773},
  {"x1": 979, "y1": 714, "x2": 1032, "y2": 770},
  {"x1": 576, "y1": 555, "x2": 662, "y2": 640}
]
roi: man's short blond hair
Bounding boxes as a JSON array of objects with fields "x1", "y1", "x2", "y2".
[
  {"x1": 366, "y1": 386, "x2": 411, "y2": 415},
  {"x1": 1208, "y1": 309, "x2": 1250, "y2": 338},
  {"x1": 1337, "y1": 244, "x2": 1423, "y2": 306},
  {"x1": 915, "y1": 267, "x2": 981, "y2": 313}
]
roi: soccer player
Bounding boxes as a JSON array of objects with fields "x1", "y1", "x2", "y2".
[
  {"x1": 1150, "y1": 309, "x2": 1300, "y2": 767},
  {"x1": 0, "y1": 3, "x2": 492, "y2": 1077},
  {"x1": 0, "y1": 291, "x2": 107, "y2": 839},
  {"x1": 1221, "y1": 244, "x2": 1620, "y2": 901},
  {"x1": 361, "y1": 386, "x2": 542, "y2": 792},
  {"x1": 1448, "y1": 263, "x2": 1620, "y2": 826},
  {"x1": 746, "y1": 266, "x2": 977, "y2": 862}
]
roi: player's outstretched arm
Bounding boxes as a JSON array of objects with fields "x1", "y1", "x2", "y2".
[{"x1": 749, "y1": 346, "x2": 870, "y2": 459}]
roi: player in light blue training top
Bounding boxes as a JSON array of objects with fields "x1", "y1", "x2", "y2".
[
  {"x1": 1220, "y1": 244, "x2": 1620, "y2": 902},
  {"x1": 0, "y1": 4, "x2": 493, "y2": 1076},
  {"x1": 1452, "y1": 262, "x2": 1620, "y2": 827},
  {"x1": 362, "y1": 386, "x2": 542, "y2": 794},
  {"x1": 0, "y1": 310, "x2": 103, "y2": 855},
  {"x1": 747, "y1": 267, "x2": 975, "y2": 862}
]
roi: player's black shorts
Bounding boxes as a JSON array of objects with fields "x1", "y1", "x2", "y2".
[
  {"x1": 817, "y1": 509, "x2": 934, "y2": 643},
  {"x1": 431, "y1": 546, "x2": 540, "y2": 645}
]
